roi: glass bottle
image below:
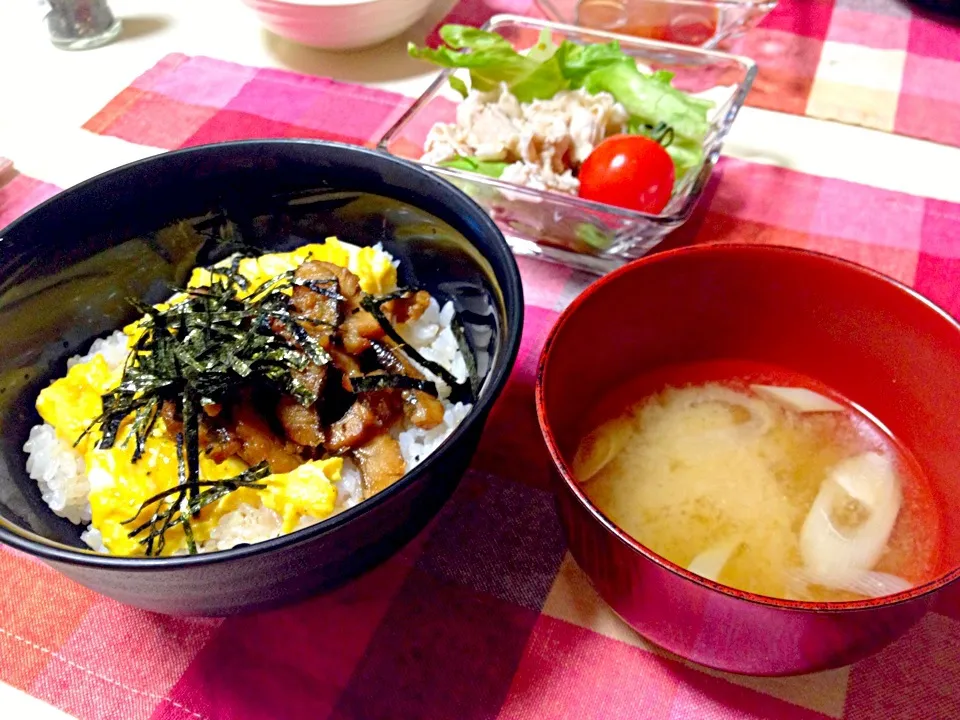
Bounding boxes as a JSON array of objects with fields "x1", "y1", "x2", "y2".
[{"x1": 42, "y1": 0, "x2": 123, "y2": 51}]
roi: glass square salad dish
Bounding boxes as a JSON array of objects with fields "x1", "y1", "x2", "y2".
[{"x1": 377, "y1": 14, "x2": 756, "y2": 274}]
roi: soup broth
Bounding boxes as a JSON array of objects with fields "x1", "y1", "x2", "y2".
[{"x1": 573, "y1": 360, "x2": 940, "y2": 602}]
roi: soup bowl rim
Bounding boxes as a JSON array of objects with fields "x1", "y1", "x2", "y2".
[{"x1": 535, "y1": 242, "x2": 960, "y2": 613}]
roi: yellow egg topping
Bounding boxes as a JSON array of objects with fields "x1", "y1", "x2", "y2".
[
  {"x1": 36, "y1": 354, "x2": 124, "y2": 454},
  {"x1": 35, "y1": 237, "x2": 396, "y2": 557},
  {"x1": 186, "y1": 236, "x2": 397, "y2": 297}
]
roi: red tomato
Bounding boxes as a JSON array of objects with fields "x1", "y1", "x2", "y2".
[{"x1": 578, "y1": 135, "x2": 675, "y2": 214}]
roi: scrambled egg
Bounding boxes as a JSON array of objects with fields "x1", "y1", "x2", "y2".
[
  {"x1": 36, "y1": 237, "x2": 397, "y2": 557},
  {"x1": 186, "y1": 235, "x2": 397, "y2": 297}
]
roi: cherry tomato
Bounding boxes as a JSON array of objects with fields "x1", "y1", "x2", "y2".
[{"x1": 578, "y1": 134, "x2": 675, "y2": 214}]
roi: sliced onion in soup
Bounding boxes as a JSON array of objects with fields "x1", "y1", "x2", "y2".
[
  {"x1": 750, "y1": 385, "x2": 845, "y2": 413},
  {"x1": 799, "y1": 452, "x2": 902, "y2": 587},
  {"x1": 687, "y1": 538, "x2": 742, "y2": 582},
  {"x1": 572, "y1": 415, "x2": 634, "y2": 483},
  {"x1": 675, "y1": 385, "x2": 774, "y2": 438}
]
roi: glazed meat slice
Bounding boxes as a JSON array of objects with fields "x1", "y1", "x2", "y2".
[
  {"x1": 324, "y1": 400, "x2": 377, "y2": 453},
  {"x1": 369, "y1": 340, "x2": 446, "y2": 430},
  {"x1": 364, "y1": 389, "x2": 403, "y2": 426},
  {"x1": 291, "y1": 261, "x2": 342, "y2": 346},
  {"x1": 298, "y1": 260, "x2": 363, "y2": 310},
  {"x1": 343, "y1": 290, "x2": 431, "y2": 355},
  {"x1": 276, "y1": 394, "x2": 323, "y2": 448},
  {"x1": 340, "y1": 309, "x2": 384, "y2": 355},
  {"x1": 159, "y1": 400, "x2": 182, "y2": 435},
  {"x1": 325, "y1": 261, "x2": 363, "y2": 310},
  {"x1": 159, "y1": 400, "x2": 245, "y2": 462},
  {"x1": 278, "y1": 362, "x2": 326, "y2": 447},
  {"x1": 383, "y1": 289, "x2": 431, "y2": 325},
  {"x1": 402, "y1": 390, "x2": 445, "y2": 430},
  {"x1": 329, "y1": 346, "x2": 362, "y2": 376},
  {"x1": 202, "y1": 425, "x2": 244, "y2": 463},
  {"x1": 329, "y1": 346, "x2": 362, "y2": 392},
  {"x1": 233, "y1": 403, "x2": 302, "y2": 473},
  {"x1": 324, "y1": 391, "x2": 402, "y2": 453},
  {"x1": 353, "y1": 433, "x2": 407, "y2": 497}
]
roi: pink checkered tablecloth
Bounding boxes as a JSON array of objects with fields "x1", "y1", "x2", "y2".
[
  {"x1": 433, "y1": 0, "x2": 960, "y2": 147},
  {"x1": 1, "y1": 53, "x2": 960, "y2": 720}
]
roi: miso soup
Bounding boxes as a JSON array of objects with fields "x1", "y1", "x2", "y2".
[{"x1": 573, "y1": 360, "x2": 940, "y2": 602}]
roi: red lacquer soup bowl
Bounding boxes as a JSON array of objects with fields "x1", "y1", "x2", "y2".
[{"x1": 535, "y1": 243, "x2": 960, "y2": 676}]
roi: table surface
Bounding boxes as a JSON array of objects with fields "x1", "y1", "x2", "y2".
[{"x1": 1, "y1": 0, "x2": 959, "y2": 717}]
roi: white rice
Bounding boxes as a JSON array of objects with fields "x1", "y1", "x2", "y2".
[
  {"x1": 23, "y1": 329, "x2": 129, "y2": 527},
  {"x1": 24, "y1": 298, "x2": 472, "y2": 554},
  {"x1": 23, "y1": 424, "x2": 91, "y2": 525},
  {"x1": 66, "y1": 330, "x2": 130, "y2": 370}
]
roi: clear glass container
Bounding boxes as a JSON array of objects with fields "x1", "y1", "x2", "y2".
[
  {"x1": 378, "y1": 15, "x2": 756, "y2": 274},
  {"x1": 537, "y1": 0, "x2": 777, "y2": 50},
  {"x1": 43, "y1": 0, "x2": 122, "y2": 51}
]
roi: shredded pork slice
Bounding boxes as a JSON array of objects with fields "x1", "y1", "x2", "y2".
[
  {"x1": 499, "y1": 163, "x2": 579, "y2": 194},
  {"x1": 353, "y1": 434, "x2": 407, "y2": 497},
  {"x1": 422, "y1": 85, "x2": 629, "y2": 195}
]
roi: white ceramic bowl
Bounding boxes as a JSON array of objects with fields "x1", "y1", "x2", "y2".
[{"x1": 243, "y1": 0, "x2": 435, "y2": 51}]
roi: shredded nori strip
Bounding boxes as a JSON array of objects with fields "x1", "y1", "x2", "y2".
[
  {"x1": 175, "y1": 432, "x2": 196, "y2": 555},
  {"x1": 350, "y1": 374, "x2": 438, "y2": 396},
  {"x1": 360, "y1": 292, "x2": 474, "y2": 403}
]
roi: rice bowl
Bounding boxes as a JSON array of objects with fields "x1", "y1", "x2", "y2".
[{"x1": 0, "y1": 139, "x2": 523, "y2": 615}]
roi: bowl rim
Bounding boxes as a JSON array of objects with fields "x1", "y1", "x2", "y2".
[
  {"x1": 0, "y1": 138, "x2": 525, "y2": 570},
  {"x1": 376, "y1": 13, "x2": 758, "y2": 226},
  {"x1": 535, "y1": 242, "x2": 960, "y2": 613}
]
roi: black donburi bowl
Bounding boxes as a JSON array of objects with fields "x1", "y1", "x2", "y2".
[{"x1": 0, "y1": 140, "x2": 524, "y2": 616}]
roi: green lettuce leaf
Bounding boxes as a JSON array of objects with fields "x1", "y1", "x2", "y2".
[
  {"x1": 408, "y1": 26, "x2": 563, "y2": 100},
  {"x1": 663, "y1": 136, "x2": 704, "y2": 180},
  {"x1": 438, "y1": 25, "x2": 514, "y2": 52},
  {"x1": 437, "y1": 155, "x2": 509, "y2": 178},
  {"x1": 580, "y1": 61, "x2": 711, "y2": 144},
  {"x1": 554, "y1": 41, "x2": 631, "y2": 85}
]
